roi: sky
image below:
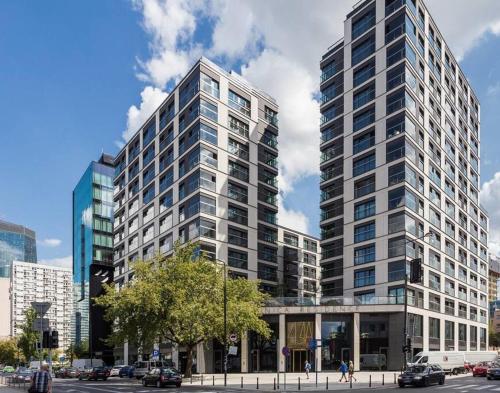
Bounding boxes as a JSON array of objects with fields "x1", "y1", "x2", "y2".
[{"x1": 2, "y1": 0, "x2": 500, "y2": 268}]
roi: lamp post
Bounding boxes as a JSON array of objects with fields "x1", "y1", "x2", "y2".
[
  {"x1": 217, "y1": 260, "x2": 228, "y2": 386},
  {"x1": 402, "y1": 232, "x2": 432, "y2": 370}
]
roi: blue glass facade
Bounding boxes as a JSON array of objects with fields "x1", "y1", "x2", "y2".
[
  {"x1": 72, "y1": 154, "x2": 114, "y2": 360},
  {"x1": 0, "y1": 220, "x2": 37, "y2": 278}
]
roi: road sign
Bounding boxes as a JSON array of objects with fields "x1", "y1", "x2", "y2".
[
  {"x1": 228, "y1": 346, "x2": 238, "y2": 356},
  {"x1": 229, "y1": 333, "x2": 237, "y2": 342},
  {"x1": 152, "y1": 349, "x2": 160, "y2": 358},
  {"x1": 281, "y1": 346, "x2": 290, "y2": 357},
  {"x1": 32, "y1": 318, "x2": 49, "y2": 331},
  {"x1": 31, "y1": 302, "x2": 51, "y2": 316}
]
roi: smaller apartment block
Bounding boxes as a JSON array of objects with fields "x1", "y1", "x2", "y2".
[{"x1": 11, "y1": 261, "x2": 73, "y2": 350}]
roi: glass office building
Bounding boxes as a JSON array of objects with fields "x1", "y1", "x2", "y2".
[
  {"x1": 72, "y1": 154, "x2": 114, "y2": 363},
  {"x1": 0, "y1": 219, "x2": 37, "y2": 278}
]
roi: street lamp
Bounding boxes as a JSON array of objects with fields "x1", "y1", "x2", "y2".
[
  {"x1": 402, "y1": 231, "x2": 432, "y2": 370},
  {"x1": 217, "y1": 259, "x2": 228, "y2": 387}
]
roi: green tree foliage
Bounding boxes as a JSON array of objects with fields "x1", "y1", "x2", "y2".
[
  {"x1": 66, "y1": 340, "x2": 89, "y2": 363},
  {"x1": 0, "y1": 338, "x2": 18, "y2": 365},
  {"x1": 17, "y1": 308, "x2": 39, "y2": 361},
  {"x1": 97, "y1": 242, "x2": 270, "y2": 377}
]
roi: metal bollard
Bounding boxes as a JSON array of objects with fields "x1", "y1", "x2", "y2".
[
  {"x1": 274, "y1": 377, "x2": 276, "y2": 390},
  {"x1": 190, "y1": 375, "x2": 193, "y2": 384},
  {"x1": 201, "y1": 375, "x2": 204, "y2": 386},
  {"x1": 394, "y1": 373, "x2": 396, "y2": 384},
  {"x1": 241, "y1": 376, "x2": 243, "y2": 388},
  {"x1": 326, "y1": 376, "x2": 328, "y2": 390},
  {"x1": 350, "y1": 376, "x2": 352, "y2": 389},
  {"x1": 257, "y1": 377, "x2": 259, "y2": 390},
  {"x1": 298, "y1": 376, "x2": 301, "y2": 391},
  {"x1": 369, "y1": 374, "x2": 371, "y2": 387},
  {"x1": 382, "y1": 374, "x2": 385, "y2": 386},
  {"x1": 213, "y1": 375, "x2": 215, "y2": 386}
]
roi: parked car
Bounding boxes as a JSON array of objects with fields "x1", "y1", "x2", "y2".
[
  {"x1": 55, "y1": 367, "x2": 79, "y2": 378},
  {"x1": 78, "y1": 367, "x2": 109, "y2": 381},
  {"x1": 473, "y1": 362, "x2": 491, "y2": 377},
  {"x1": 2, "y1": 366, "x2": 15, "y2": 373},
  {"x1": 398, "y1": 364, "x2": 445, "y2": 387},
  {"x1": 109, "y1": 365, "x2": 124, "y2": 377},
  {"x1": 11, "y1": 370, "x2": 32, "y2": 383},
  {"x1": 141, "y1": 368, "x2": 182, "y2": 388},
  {"x1": 119, "y1": 366, "x2": 135, "y2": 378},
  {"x1": 487, "y1": 364, "x2": 500, "y2": 380}
]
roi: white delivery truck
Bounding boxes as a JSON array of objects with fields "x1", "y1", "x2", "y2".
[
  {"x1": 410, "y1": 351, "x2": 499, "y2": 375},
  {"x1": 72, "y1": 359, "x2": 104, "y2": 371}
]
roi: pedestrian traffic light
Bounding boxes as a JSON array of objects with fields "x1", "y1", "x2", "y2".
[
  {"x1": 51, "y1": 330, "x2": 59, "y2": 349},
  {"x1": 42, "y1": 330, "x2": 50, "y2": 349},
  {"x1": 409, "y1": 258, "x2": 422, "y2": 284}
]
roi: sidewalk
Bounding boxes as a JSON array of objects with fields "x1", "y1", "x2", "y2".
[{"x1": 183, "y1": 371, "x2": 469, "y2": 390}]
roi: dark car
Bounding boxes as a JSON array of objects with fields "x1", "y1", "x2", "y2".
[
  {"x1": 55, "y1": 367, "x2": 79, "y2": 378},
  {"x1": 119, "y1": 365, "x2": 135, "y2": 378},
  {"x1": 473, "y1": 362, "x2": 491, "y2": 377},
  {"x1": 398, "y1": 364, "x2": 445, "y2": 387},
  {"x1": 141, "y1": 368, "x2": 182, "y2": 388},
  {"x1": 487, "y1": 363, "x2": 500, "y2": 380},
  {"x1": 11, "y1": 370, "x2": 32, "y2": 384},
  {"x1": 78, "y1": 367, "x2": 109, "y2": 381}
]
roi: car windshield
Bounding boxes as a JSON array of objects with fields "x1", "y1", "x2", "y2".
[
  {"x1": 162, "y1": 368, "x2": 178, "y2": 374},
  {"x1": 407, "y1": 366, "x2": 427, "y2": 373}
]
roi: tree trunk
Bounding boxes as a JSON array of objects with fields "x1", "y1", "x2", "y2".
[{"x1": 184, "y1": 346, "x2": 194, "y2": 378}]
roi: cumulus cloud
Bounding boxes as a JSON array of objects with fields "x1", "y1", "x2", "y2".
[
  {"x1": 277, "y1": 195, "x2": 309, "y2": 234},
  {"x1": 38, "y1": 255, "x2": 72, "y2": 269},
  {"x1": 480, "y1": 172, "x2": 500, "y2": 258},
  {"x1": 37, "y1": 238, "x2": 62, "y2": 248}
]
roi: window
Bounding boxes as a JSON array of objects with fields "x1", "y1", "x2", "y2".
[
  {"x1": 143, "y1": 184, "x2": 155, "y2": 205},
  {"x1": 353, "y1": 59, "x2": 376, "y2": 88},
  {"x1": 159, "y1": 168, "x2": 174, "y2": 193},
  {"x1": 385, "y1": 13, "x2": 416, "y2": 44},
  {"x1": 388, "y1": 260, "x2": 406, "y2": 282},
  {"x1": 228, "y1": 138, "x2": 249, "y2": 160},
  {"x1": 228, "y1": 226, "x2": 248, "y2": 247},
  {"x1": 143, "y1": 119, "x2": 156, "y2": 147},
  {"x1": 353, "y1": 107, "x2": 375, "y2": 132},
  {"x1": 352, "y1": 6, "x2": 376, "y2": 39},
  {"x1": 200, "y1": 72, "x2": 220, "y2": 98},
  {"x1": 228, "y1": 249, "x2": 248, "y2": 269},
  {"x1": 159, "y1": 190, "x2": 173, "y2": 212},
  {"x1": 354, "y1": 244, "x2": 375, "y2": 265},
  {"x1": 353, "y1": 82, "x2": 375, "y2": 110},
  {"x1": 228, "y1": 182, "x2": 248, "y2": 203},
  {"x1": 354, "y1": 199, "x2": 376, "y2": 220},
  {"x1": 228, "y1": 204, "x2": 248, "y2": 225},
  {"x1": 353, "y1": 130, "x2": 375, "y2": 155},
  {"x1": 387, "y1": 112, "x2": 415, "y2": 139},
  {"x1": 228, "y1": 90, "x2": 251, "y2": 116},
  {"x1": 228, "y1": 115, "x2": 249, "y2": 138},
  {"x1": 429, "y1": 318, "x2": 440, "y2": 339},
  {"x1": 200, "y1": 98, "x2": 218, "y2": 122},
  {"x1": 354, "y1": 221, "x2": 375, "y2": 243},
  {"x1": 355, "y1": 291, "x2": 375, "y2": 304},
  {"x1": 352, "y1": 35, "x2": 375, "y2": 66},
  {"x1": 387, "y1": 39, "x2": 416, "y2": 67},
  {"x1": 386, "y1": 88, "x2": 416, "y2": 115},
  {"x1": 284, "y1": 233, "x2": 299, "y2": 247},
  {"x1": 228, "y1": 161, "x2": 249, "y2": 181},
  {"x1": 388, "y1": 187, "x2": 416, "y2": 211},
  {"x1": 353, "y1": 153, "x2": 375, "y2": 177},
  {"x1": 388, "y1": 287, "x2": 404, "y2": 304},
  {"x1": 354, "y1": 268, "x2": 375, "y2": 287},
  {"x1": 354, "y1": 176, "x2": 375, "y2": 198}
]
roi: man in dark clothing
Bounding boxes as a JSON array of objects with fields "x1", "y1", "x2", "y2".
[{"x1": 30, "y1": 364, "x2": 52, "y2": 393}]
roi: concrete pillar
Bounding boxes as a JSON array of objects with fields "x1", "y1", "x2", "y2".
[
  {"x1": 241, "y1": 332, "x2": 248, "y2": 372},
  {"x1": 196, "y1": 342, "x2": 206, "y2": 373},
  {"x1": 422, "y1": 315, "x2": 429, "y2": 351},
  {"x1": 454, "y1": 321, "x2": 459, "y2": 351},
  {"x1": 315, "y1": 313, "x2": 322, "y2": 372},
  {"x1": 440, "y1": 318, "x2": 445, "y2": 351},
  {"x1": 172, "y1": 346, "x2": 179, "y2": 370},
  {"x1": 279, "y1": 314, "x2": 286, "y2": 372},
  {"x1": 124, "y1": 342, "x2": 129, "y2": 365},
  {"x1": 353, "y1": 312, "x2": 360, "y2": 371}
]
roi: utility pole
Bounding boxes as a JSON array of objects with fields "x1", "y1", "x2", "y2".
[{"x1": 223, "y1": 261, "x2": 227, "y2": 387}]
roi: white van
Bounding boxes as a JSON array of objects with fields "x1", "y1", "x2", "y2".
[
  {"x1": 464, "y1": 351, "x2": 498, "y2": 366},
  {"x1": 410, "y1": 352, "x2": 465, "y2": 374},
  {"x1": 133, "y1": 360, "x2": 174, "y2": 379}
]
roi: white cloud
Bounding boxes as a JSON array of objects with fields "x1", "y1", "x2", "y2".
[
  {"x1": 120, "y1": 86, "x2": 167, "y2": 144},
  {"x1": 277, "y1": 195, "x2": 309, "y2": 234},
  {"x1": 37, "y1": 238, "x2": 62, "y2": 248},
  {"x1": 38, "y1": 255, "x2": 72, "y2": 269},
  {"x1": 480, "y1": 172, "x2": 500, "y2": 257}
]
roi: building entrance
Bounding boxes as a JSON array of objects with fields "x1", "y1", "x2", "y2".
[{"x1": 291, "y1": 349, "x2": 308, "y2": 372}]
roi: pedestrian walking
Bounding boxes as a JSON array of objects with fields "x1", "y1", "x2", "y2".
[
  {"x1": 339, "y1": 361, "x2": 348, "y2": 383},
  {"x1": 304, "y1": 360, "x2": 311, "y2": 379},
  {"x1": 348, "y1": 361, "x2": 357, "y2": 382},
  {"x1": 29, "y1": 364, "x2": 52, "y2": 393}
]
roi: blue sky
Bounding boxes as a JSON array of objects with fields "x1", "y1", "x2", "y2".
[{"x1": 2, "y1": 0, "x2": 500, "y2": 266}]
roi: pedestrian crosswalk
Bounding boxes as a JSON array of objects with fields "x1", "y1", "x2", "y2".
[{"x1": 437, "y1": 383, "x2": 500, "y2": 392}]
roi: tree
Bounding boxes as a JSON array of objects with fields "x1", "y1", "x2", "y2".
[
  {"x1": 97, "y1": 242, "x2": 270, "y2": 377},
  {"x1": 17, "y1": 307, "x2": 39, "y2": 362},
  {"x1": 0, "y1": 338, "x2": 18, "y2": 365},
  {"x1": 66, "y1": 340, "x2": 89, "y2": 363}
]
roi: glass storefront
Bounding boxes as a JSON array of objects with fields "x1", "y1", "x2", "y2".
[
  {"x1": 321, "y1": 315, "x2": 353, "y2": 370},
  {"x1": 249, "y1": 316, "x2": 278, "y2": 372},
  {"x1": 359, "y1": 314, "x2": 389, "y2": 370}
]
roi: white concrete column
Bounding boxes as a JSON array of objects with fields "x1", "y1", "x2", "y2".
[
  {"x1": 241, "y1": 332, "x2": 248, "y2": 373},
  {"x1": 422, "y1": 315, "x2": 429, "y2": 351},
  {"x1": 279, "y1": 314, "x2": 286, "y2": 372},
  {"x1": 124, "y1": 341, "x2": 129, "y2": 365},
  {"x1": 196, "y1": 342, "x2": 206, "y2": 373},
  {"x1": 315, "y1": 313, "x2": 322, "y2": 372},
  {"x1": 454, "y1": 321, "x2": 459, "y2": 351},
  {"x1": 172, "y1": 345, "x2": 179, "y2": 370},
  {"x1": 440, "y1": 318, "x2": 445, "y2": 351},
  {"x1": 353, "y1": 313, "x2": 360, "y2": 371}
]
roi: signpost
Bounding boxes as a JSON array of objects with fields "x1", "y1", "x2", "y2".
[
  {"x1": 229, "y1": 334, "x2": 237, "y2": 343},
  {"x1": 228, "y1": 346, "x2": 238, "y2": 356},
  {"x1": 31, "y1": 302, "x2": 51, "y2": 371},
  {"x1": 281, "y1": 346, "x2": 290, "y2": 389},
  {"x1": 151, "y1": 349, "x2": 160, "y2": 361}
]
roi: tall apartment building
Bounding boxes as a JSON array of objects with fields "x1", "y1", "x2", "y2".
[
  {"x1": 72, "y1": 154, "x2": 114, "y2": 363},
  {"x1": 0, "y1": 219, "x2": 37, "y2": 337},
  {"x1": 319, "y1": 0, "x2": 488, "y2": 355},
  {"x1": 489, "y1": 256, "x2": 500, "y2": 302},
  {"x1": 11, "y1": 261, "x2": 72, "y2": 350},
  {"x1": 112, "y1": 57, "x2": 279, "y2": 366}
]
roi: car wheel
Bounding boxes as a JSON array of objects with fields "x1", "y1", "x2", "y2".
[
  {"x1": 488, "y1": 376, "x2": 492, "y2": 380},
  {"x1": 398, "y1": 383, "x2": 405, "y2": 388},
  {"x1": 142, "y1": 379, "x2": 147, "y2": 386},
  {"x1": 176, "y1": 383, "x2": 181, "y2": 388},
  {"x1": 453, "y1": 369, "x2": 458, "y2": 375},
  {"x1": 424, "y1": 378, "x2": 430, "y2": 387},
  {"x1": 439, "y1": 377, "x2": 444, "y2": 385}
]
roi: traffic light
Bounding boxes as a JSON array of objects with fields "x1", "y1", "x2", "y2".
[
  {"x1": 409, "y1": 258, "x2": 422, "y2": 284},
  {"x1": 42, "y1": 331, "x2": 50, "y2": 349},
  {"x1": 403, "y1": 337, "x2": 412, "y2": 353},
  {"x1": 51, "y1": 330, "x2": 59, "y2": 349}
]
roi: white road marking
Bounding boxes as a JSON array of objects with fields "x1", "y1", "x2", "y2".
[
  {"x1": 491, "y1": 388, "x2": 500, "y2": 391},
  {"x1": 455, "y1": 385, "x2": 479, "y2": 389},
  {"x1": 472, "y1": 385, "x2": 496, "y2": 390}
]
